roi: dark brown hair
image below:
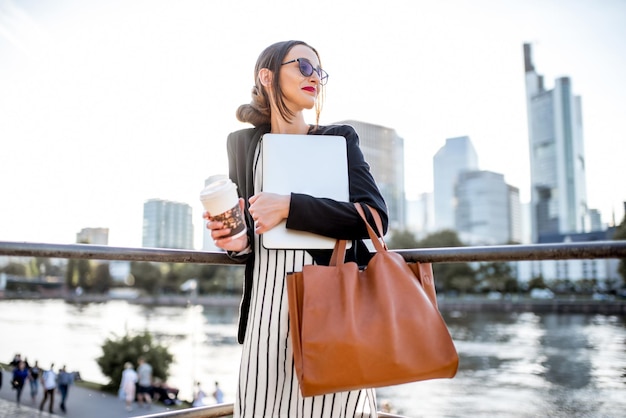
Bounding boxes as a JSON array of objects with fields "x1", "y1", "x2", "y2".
[{"x1": 236, "y1": 40, "x2": 324, "y2": 127}]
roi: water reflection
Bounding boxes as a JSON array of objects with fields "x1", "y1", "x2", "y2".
[
  {"x1": 0, "y1": 300, "x2": 624, "y2": 416},
  {"x1": 378, "y1": 311, "x2": 626, "y2": 417}
]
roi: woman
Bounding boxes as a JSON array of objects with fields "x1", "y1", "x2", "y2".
[
  {"x1": 119, "y1": 362, "x2": 138, "y2": 412},
  {"x1": 205, "y1": 40, "x2": 388, "y2": 417}
]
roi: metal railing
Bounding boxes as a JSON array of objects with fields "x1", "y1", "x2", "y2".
[
  {"x1": 2, "y1": 239, "x2": 626, "y2": 418},
  {"x1": 2, "y1": 240, "x2": 626, "y2": 264},
  {"x1": 138, "y1": 403, "x2": 406, "y2": 418}
]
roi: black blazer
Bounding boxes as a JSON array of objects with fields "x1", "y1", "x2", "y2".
[{"x1": 226, "y1": 123, "x2": 388, "y2": 343}]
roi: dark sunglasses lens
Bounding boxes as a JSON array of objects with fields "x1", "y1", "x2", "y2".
[{"x1": 298, "y1": 60, "x2": 314, "y2": 77}]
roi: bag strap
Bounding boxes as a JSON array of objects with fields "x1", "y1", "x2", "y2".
[
  {"x1": 354, "y1": 203, "x2": 387, "y2": 252},
  {"x1": 329, "y1": 203, "x2": 386, "y2": 267}
]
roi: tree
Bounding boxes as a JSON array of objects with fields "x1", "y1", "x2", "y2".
[
  {"x1": 528, "y1": 274, "x2": 547, "y2": 290},
  {"x1": 96, "y1": 331, "x2": 173, "y2": 391},
  {"x1": 65, "y1": 258, "x2": 93, "y2": 290},
  {"x1": 76, "y1": 259, "x2": 92, "y2": 289},
  {"x1": 91, "y1": 263, "x2": 113, "y2": 294},
  {"x1": 387, "y1": 229, "x2": 420, "y2": 249},
  {"x1": 418, "y1": 229, "x2": 465, "y2": 248},
  {"x1": 416, "y1": 230, "x2": 475, "y2": 293},
  {"x1": 476, "y1": 262, "x2": 516, "y2": 293},
  {"x1": 131, "y1": 262, "x2": 163, "y2": 295},
  {"x1": 2, "y1": 262, "x2": 27, "y2": 276},
  {"x1": 32, "y1": 257, "x2": 63, "y2": 277}
]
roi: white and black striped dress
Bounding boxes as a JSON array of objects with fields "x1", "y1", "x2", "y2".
[{"x1": 234, "y1": 144, "x2": 378, "y2": 418}]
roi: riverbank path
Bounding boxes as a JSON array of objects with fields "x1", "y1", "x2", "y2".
[{"x1": 0, "y1": 369, "x2": 175, "y2": 418}]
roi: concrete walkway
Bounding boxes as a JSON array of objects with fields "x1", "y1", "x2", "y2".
[{"x1": 0, "y1": 369, "x2": 176, "y2": 418}]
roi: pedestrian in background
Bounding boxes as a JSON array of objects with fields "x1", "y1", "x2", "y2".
[
  {"x1": 28, "y1": 360, "x2": 41, "y2": 404},
  {"x1": 57, "y1": 365, "x2": 74, "y2": 412},
  {"x1": 39, "y1": 363, "x2": 57, "y2": 413},
  {"x1": 136, "y1": 356, "x2": 153, "y2": 408},
  {"x1": 9, "y1": 353, "x2": 22, "y2": 368},
  {"x1": 212, "y1": 381, "x2": 224, "y2": 404},
  {"x1": 11, "y1": 360, "x2": 29, "y2": 405},
  {"x1": 119, "y1": 361, "x2": 138, "y2": 412},
  {"x1": 192, "y1": 381, "x2": 206, "y2": 407}
]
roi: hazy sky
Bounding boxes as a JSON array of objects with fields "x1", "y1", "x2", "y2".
[{"x1": 1, "y1": 0, "x2": 625, "y2": 249}]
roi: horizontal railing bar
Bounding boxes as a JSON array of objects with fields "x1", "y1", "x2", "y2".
[
  {"x1": 0, "y1": 241, "x2": 239, "y2": 264},
  {"x1": 137, "y1": 402, "x2": 405, "y2": 418},
  {"x1": 140, "y1": 403, "x2": 234, "y2": 418},
  {"x1": 396, "y1": 240, "x2": 626, "y2": 263},
  {"x1": 1, "y1": 240, "x2": 625, "y2": 264}
]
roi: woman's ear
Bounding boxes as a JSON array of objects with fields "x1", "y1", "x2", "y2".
[{"x1": 258, "y1": 68, "x2": 273, "y2": 88}]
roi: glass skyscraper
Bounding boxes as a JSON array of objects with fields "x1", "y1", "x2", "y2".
[
  {"x1": 334, "y1": 120, "x2": 406, "y2": 231},
  {"x1": 524, "y1": 43, "x2": 588, "y2": 243},
  {"x1": 142, "y1": 199, "x2": 194, "y2": 249},
  {"x1": 455, "y1": 170, "x2": 521, "y2": 245},
  {"x1": 433, "y1": 136, "x2": 479, "y2": 231}
]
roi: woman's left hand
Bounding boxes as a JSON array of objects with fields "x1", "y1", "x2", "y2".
[{"x1": 248, "y1": 192, "x2": 290, "y2": 234}]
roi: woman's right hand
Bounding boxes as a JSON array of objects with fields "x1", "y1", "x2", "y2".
[{"x1": 203, "y1": 198, "x2": 249, "y2": 252}]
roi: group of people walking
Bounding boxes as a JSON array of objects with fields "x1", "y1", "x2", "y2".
[{"x1": 8, "y1": 353, "x2": 74, "y2": 413}]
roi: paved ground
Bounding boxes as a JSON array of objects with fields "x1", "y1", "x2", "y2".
[{"x1": 0, "y1": 369, "x2": 176, "y2": 418}]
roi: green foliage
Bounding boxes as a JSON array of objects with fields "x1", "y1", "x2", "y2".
[
  {"x1": 415, "y1": 229, "x2": 475, "y2": 293},
  {"x1": 34, "y1": 257, "x2": 63, "y2": 276},
  {"x1": 198, "y1": 265, "x2": 244, "y2": 294},
  {"x1": 528, "y1": 274, "x2": 547, "y2": 290},
  {"x1": 64, "y1": 258, "x2": 94, "y2": 290},
  {"x1": 387, "y1": 229, "x2": 420, "y2": 249},
  {"x1": 131, "y1": 262, "x2": 163, "y2": 295},
  {"x1": 418, "y1": 229, "x2": 465, "y2": 248},
  {"x1": 128, "y1": 261, "x2": 243, "y2": 295},
  {"x1": 1, "y1": 262, "x2": 27, "y2": 276},
  {"x1": 476, "y1": 262, "x2": 516, "y2": 292},
  {"x1": 65, "y1": 259, "x2": 76, "y2": 288},
  {"x1": 434, "y1": 262, "x2": 475, "y2": 293},
  {"x1": 91, "y1": 263, "x2": 113, "y2": 293},
  {"x1": 76, "y1": 258, "x2": 92, "y2": 288},
  {"x1": 96, "y1": 331, "x2": 173, "y2": 391}
]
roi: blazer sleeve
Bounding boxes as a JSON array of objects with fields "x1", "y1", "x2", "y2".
[
  {"x1": 225, "y1": 128, "x2": 255, "y2": 262},
  {"x1": 285, "y1": 125, "x2": 388, "y2": 240}
]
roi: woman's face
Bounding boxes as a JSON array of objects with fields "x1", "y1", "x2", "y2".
[{"x1": 278, "y1": 44, "x2": 322, "y2": 113}]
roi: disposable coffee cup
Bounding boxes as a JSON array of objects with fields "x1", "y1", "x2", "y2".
[{"x1": 200, "y1": 177, "x2": 246, "y2": 239}]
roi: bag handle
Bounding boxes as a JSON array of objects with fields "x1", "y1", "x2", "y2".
[
  {"x1": 354, "y1": 203, "x2": 387, "y2": 251},
  {"x1": 330, "y1": 203, "x2": 386, "y2": 266}
]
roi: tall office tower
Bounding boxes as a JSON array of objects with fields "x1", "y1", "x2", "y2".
[
  {"x1": 334, "y1": 120, "x2": 406, "y2": 231},
  {"x1": 455, "y1": 170, "x2": 520, "y2": 245},
  {"x1": 76, "y1": 227, "x2": 109, "y2": 245},
  {"x1": 142, "y1": 199, "x2": 194, "y2": 249},
  {"x1": 524, "y1": 43, "x2": 588, "y2": 243},
  {"x1": 433, "y1": 136, "x2": 479, "y2": 231}
]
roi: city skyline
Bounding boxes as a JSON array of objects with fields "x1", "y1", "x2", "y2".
[{"x1": 1, "y1": 0, "x2": 625, "y2": 249}]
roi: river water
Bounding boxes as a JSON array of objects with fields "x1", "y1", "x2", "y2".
[{"x1": 1, "y1": 299, "x2": 624, "y2": 417}]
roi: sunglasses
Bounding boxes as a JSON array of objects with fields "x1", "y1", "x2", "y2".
[{"x1": 281, "y1": 58, "x2": 329, "y2": 86}]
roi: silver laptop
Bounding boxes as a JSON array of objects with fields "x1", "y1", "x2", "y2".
[{"x1": 261, "y1": 133, "x2": 350, "y2": 249}]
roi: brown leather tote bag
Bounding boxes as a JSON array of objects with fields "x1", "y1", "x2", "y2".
[{"x1": 286, "y1": 203, "x2": 459, "y2": 397}]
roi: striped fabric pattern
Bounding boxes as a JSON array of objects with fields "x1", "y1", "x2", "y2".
[{"x1": 234, "y1": 143, "x2": 377, "y2": 418}]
